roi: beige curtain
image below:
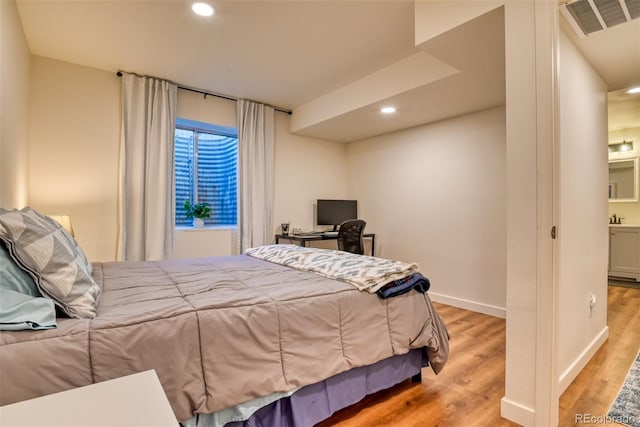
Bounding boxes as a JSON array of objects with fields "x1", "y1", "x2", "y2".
[
  {"x1": 117, "y1": 73, "x2": 177, "y2": 261},
  {"x1": 236, "y1": 99, "x2": 275, "y2": 253}
]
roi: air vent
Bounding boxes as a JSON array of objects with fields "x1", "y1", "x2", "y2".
[
  {"x1": 627, "y1": 0, "x2": 640, "y2": 19},
  {"x1": 561, "y1": 0, "x2": 638, "y2": 37}
]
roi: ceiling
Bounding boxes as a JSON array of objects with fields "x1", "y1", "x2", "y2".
[
  {"x1": 560, "y1": 8, "x2": 640, "y2": 132},
  {"x1": 15, "y1": 0, "x2": 640, "y2": 142},
  {"x1": 608, "y1": 87, "x2": 640, "y2": 131}
]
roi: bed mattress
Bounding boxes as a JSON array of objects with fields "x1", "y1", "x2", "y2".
[{"x1": 0, "y1": 255, "x2": 448, "y2": 421}]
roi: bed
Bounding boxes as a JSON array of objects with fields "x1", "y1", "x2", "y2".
[{"x1": 0, "y1": 208, "x2": 449, "y2": 426}]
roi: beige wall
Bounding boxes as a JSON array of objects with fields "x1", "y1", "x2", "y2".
[
  {"x1": 273, "y1": 112, "x2": 349, "y2": 252},
  {"x1": 174, "y1": 94, "x2": 349, "y2": 258},
  {"x1": 29, "y1": 57, "x2": 120, "y2": 261},
  {"x1": 29, "y1": 59, "x2": 240, "y2": 261},
  {"x1": 28, "y1": 57, "x2": 347, "y2": 261},
  {"x1": 556, "y1": 30, "x2": 609, "y2": 393},
  {"x1": 608, "y1": 126, "x2": 640, "y2": 224},
  {"x1": 0, "y1": 0, "x2": 31, "y2": 209},
  {"x1": 173, "y1": 91, "x2": 237, "y2": 258},
  {"x1": 347, "y1": 106, "x2": 507, "y2": 316}
]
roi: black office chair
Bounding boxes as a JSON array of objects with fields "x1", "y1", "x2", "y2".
[{"x1": 337, "y1": 219, "x2": 366, "y2": 255}]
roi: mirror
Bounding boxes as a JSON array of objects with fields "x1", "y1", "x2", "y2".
[{"x1": 608, "y1": 158, "x2": 639, "y2": 202}]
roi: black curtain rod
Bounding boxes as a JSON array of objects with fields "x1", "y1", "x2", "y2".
[{"x1": 116, "y1": 71, "x2": 292, "y2": 115}]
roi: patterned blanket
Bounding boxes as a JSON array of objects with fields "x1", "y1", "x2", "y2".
[{"x1": 245, "y1": 245, "x2": 419, "y2": 293}]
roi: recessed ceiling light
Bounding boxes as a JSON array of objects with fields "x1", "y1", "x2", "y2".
[
  {"x1": 380, "y1": 106, "x2": 396, "y2": 114},
  {"x1": 627, "y1": 87, "x2": 640, "y2": 94},
  {"x1": 192, "y1": 2, "x2": 215, "y2": 16}
]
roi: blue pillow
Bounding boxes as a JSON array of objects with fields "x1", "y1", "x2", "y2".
[
  {"x1": 0, "y1": 242, "x2": 56, "y2": 330},
  {"x1": 0, "y1": 289, "x2": 57, "y2": 330},
  {"x1": 0, "y1": 241, "x2": 39, "y2": 296}
]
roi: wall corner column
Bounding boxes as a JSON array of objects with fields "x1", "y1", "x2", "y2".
[{"x1": 503, "y1": 0, "x2": 559, "y2": 425}]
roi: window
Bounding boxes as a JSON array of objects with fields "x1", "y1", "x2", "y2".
[{"x1": 174, "y1": 119, "x2": 238, "y2": 227}]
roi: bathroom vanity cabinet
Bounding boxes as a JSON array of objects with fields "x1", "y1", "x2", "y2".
[{"x1": 609, "y1": 225, "x2": 640, "y2": 282}]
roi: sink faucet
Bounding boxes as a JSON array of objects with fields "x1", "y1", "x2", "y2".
[{"x1": 610, "y1": 214, "x2": 624, "y2": 224}]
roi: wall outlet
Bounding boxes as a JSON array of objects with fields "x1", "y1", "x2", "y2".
[{"x1": 589, "y1": 292, "x2": 596, "y2": 317}]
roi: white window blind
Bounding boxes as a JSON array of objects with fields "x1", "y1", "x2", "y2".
[{"x1": 175, "y1": 120, "x2": 238, "y2": 227}]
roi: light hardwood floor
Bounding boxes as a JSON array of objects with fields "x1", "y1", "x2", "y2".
[
  {"x1": 559, "y1": 284, "x2": 640, "y2": 426},
  {"x1": 317, "y1": 284, "x2": 640, "y2": 427}
]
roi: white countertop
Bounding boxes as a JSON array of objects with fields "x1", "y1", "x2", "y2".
[{"x1": 609, "y1": 224, "x2": 640, "y2": 227}]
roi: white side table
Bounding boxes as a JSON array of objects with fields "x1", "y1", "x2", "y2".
[{"x1": 0, "y1": 370, "x2": 178, "y2": 426}]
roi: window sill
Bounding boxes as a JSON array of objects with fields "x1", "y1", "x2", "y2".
[{"x1": 176, "y1": 225, "x2": 237, "y2": 232}]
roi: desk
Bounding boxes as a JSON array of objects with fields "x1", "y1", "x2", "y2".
[{"x1": 275, "y1": 232, "x2": 376, "y2": 257}]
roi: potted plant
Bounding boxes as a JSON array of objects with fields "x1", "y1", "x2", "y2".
[{"x1": 183, "y1": 200, "x2": 211, "y2": 228}]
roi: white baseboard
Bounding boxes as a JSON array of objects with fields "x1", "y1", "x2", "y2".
[
  {"x1": 429, "y1": 292, "x2": 506, "y2": 318},
  {"x1": 499, "y1": 327, "x2": 609, "y2": 426},
  {"x1": 501, "y1": 397, "x2": 535, "y2": 426},
  {"x1": 558, "y1": 326, "x2": 609, "y2": 394}
]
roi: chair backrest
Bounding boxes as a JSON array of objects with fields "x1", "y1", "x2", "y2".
[{"x1": 337, "y1": 219, "x2": 366, "y2": 255}]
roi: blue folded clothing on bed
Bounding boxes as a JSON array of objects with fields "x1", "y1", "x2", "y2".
[{"x1": 376, "y1": 273, "x2": 431, "y2": 299}]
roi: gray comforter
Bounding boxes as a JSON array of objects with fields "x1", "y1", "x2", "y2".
[{"x1": 0, "y1": 255, "x2": 449, "y2": 421}]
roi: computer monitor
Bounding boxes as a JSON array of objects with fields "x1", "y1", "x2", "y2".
[{"x1": 317, "y1": 199, "x2": 358, "y2": 231}]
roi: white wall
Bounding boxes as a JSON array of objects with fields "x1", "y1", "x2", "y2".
[
  {"x1": 27, "y1": 57, "x2": 347, "y2": 261},
  {"x1": 608, "y1": 126, "x2": 640, "y2": 224},
  {"x1": 556, "y1": 30, "x2": 609, "y2": 393},
  {"x1": 414, "y1": 0, "x2": 504, "y2": 46},
  {"x1": 346, "y1": 106, "x2": 506, "y2": 316},
  {"x1": 0, "y1": 0, "x2": 30, "y2": 209},
  {"x1": 502, "y1": 2, "x2": 556, "y2": 424},
  {"x1": 273, "y1": 112, "x2": 348, "y2": 233},
  {"x1": 413, "y1": 3, "x2": 558, "y2": 423}
]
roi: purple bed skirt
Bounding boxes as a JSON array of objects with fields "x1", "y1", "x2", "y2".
[{"x1": 226, "y1": 348, "x2": 426, "y2": 427}]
